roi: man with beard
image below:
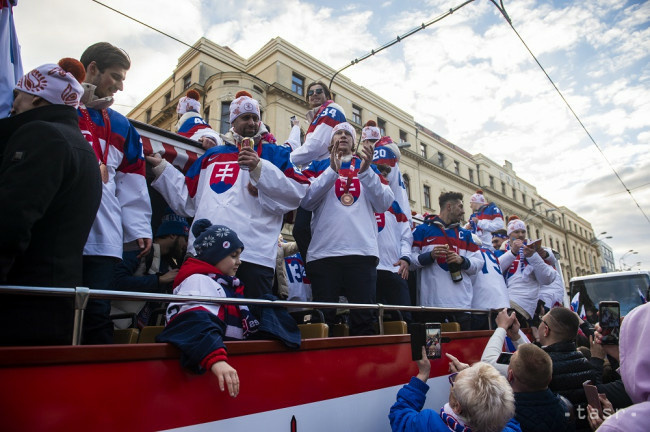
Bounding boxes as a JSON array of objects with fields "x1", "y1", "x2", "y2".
[
  {"x1": 77, "y1": 42, "x2": 152, "y2": 344},
  {"x1": 410, "y1": 192, "x2": 483, "y2": 330},
  {"x1": 111, "y1": 214, "x2": 189, "y2": 329},
  {"x1": 147, "y1": 91, "x2": 309, "y2": 298}
]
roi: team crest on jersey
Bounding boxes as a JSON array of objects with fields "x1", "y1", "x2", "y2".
[
  {"x1": 209, "y1": 162, "x2": 240, "y2": 194},
  {"x1": 335, "y1": 165, "x2": 361, "y2": 205},
  {"x1": 375, "y1": 213, "x2": 386, "y2": 232}
]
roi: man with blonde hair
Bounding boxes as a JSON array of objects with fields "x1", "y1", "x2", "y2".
[{"x1": 390, "y1": 347, "x2": 521, "y2": 431}]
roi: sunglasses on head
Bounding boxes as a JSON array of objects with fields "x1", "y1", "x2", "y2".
[{"x1": 308, "y1": 88, "x2": 324, "y2": 96}]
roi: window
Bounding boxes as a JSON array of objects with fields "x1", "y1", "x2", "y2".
[
  {"x1": 352, "y1": 105, "x2": 362, "y2": 124},
  {"x1": 224, "y1": 80, "x2": 239, "y2": 85},
  {"x1": 501, "y1": 181, "x2": 506, "y2": 194},
  {"x1": 489, "y1": 175, "x2": 495, "y2": 189},
  {"x1": 291, "y1": 73, "x2": 304, "y2": 96},
  {"x1": 512, "y1": 188, "x2": 516, "y2": 200},
  {"x1": 377, "y1": 118, "x2": 386, "y2": 136},
  {"x1": 253, "y1": 85, "x2": 264, "y2": 94},
  {"x1": 182, "y1": 73, "x2": 191, "y2": 90},
  {"x1": 423, "y1": 185, "x2": 431, "y2": 209},
  {"x1": 535, "y1": 229, "x2": 540, "y2": 239},
  {"x1": 220, "y1": 101, "x2": 230, "y2": 134},
  {"x1": 454, "y1": 161, "x2": 460, "y2": 175},
  {"x1": 399, "y1": 129, "x2": 407, "y2": 143},
  {"x1": 468, "y1": 168, "x2": 474, "y2": 183},
  {"x1": 145, "y1": 108, "x2": 152, "y2": 123},
  {"x1": 403, "y1": 174, "x2": 411, "y2": 200},
  {"x1": 164, "y1": 92, "x2": 171, "y2": 106},
  {"x1": 437, "y1": 151, "x2": 445, "y2": 167},
  {"x1": 522, "y1": 193, "x2": 527, "y2": 207},
  {"x1": 420, "y1": 143, "x2": 427, "y2": 159},
  {"x1": 203, "y1": 106, "x2": 210, "y2": 123}
]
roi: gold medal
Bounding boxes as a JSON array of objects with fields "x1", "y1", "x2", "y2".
[
  {"x1": 99, "y1": 162, "x2": 109, "y2": 184},
  {"x1": 341, "y1": 193, "x2": 354, "y2": 206}
]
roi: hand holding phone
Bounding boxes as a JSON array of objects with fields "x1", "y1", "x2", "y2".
[
  {"x1": 598, "y1": 301, "x2": 620, "y2": 345},
  {"x1": 583, "y1": 380, "x2": 603, "y2": 418}
]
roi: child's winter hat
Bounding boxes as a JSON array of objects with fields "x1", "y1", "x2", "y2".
[{"x1": 192, "y1": 219, "x2": 244, "y2": 264}]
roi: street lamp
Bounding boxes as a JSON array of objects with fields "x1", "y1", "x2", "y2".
[
  {"x1": 619, "y1": 250, "x2": 638, "y2": 271},
  {"x1": 590, "y1": 234, "x2": 612, "y2": 245}
]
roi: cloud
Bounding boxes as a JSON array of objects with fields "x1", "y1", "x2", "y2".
[{"x1": 11, "y1": 0, "x2": 650, "y2": 267}]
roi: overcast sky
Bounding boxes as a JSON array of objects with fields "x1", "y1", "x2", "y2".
[{"x1": 13, "y1": 0, "x2": 650, "y2": 270}]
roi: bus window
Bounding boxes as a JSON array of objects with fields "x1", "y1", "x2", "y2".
[{"x1": 570, "y1": 273, "x2": 649, "y2": 324}]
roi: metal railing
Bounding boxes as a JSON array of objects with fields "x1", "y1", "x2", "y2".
[{"x1": 0, "y1": 285, "x2": 494, "y2": 345}]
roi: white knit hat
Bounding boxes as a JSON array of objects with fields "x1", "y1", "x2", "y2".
[
  {"x1": 470, "y1": 189, "x2": 487, "y2": 205},
  {"x1": 229, "y1": 90, "x2": 260, "y2": 123},
  {"x1": 331, "y1": 122, "x2": 357, "y2": 143},
  {"x1": 177, "y1": 89, "x2": 201, "y2": 114},
  {"x1": 507, "y1": 216, "x2": 526, "y2": 235},
  {"x1": 361, "y1": 120, "x2": 381, "y2": 141},
  {"x1": 15, "y1": 59, "x2": 85, "y2": 108}
]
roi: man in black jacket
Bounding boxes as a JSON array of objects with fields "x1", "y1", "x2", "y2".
[
  {"x1": 509, "y1": 343, "x2": 574, "y2": 431},
  {"x1": 0, "y1": 59, "x2": 102, "y2": 345},
  {"x1": 539, "y1": 307, "x2": 599, "y2": 431}
]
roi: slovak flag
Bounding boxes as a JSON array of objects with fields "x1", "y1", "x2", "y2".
[
  {"x1": 209, "y1": 162, "x2": 240, "y2": 194},
  {"x1": 638, "y1": 287, "x2": 647, "y2": 304},
  {"x1": 570, "y1": 292, "x2": 587, "y2": 320},
  {"x1": 375, "y1": 213, "x2": 386, "y2": 232}
]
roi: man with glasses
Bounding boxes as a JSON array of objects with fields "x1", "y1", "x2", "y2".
[
  {"x1": 538, "y1": 307, "x2": 600, "y2": 431},
  {"x1": 290, "y1": 81, "x2": 346, "y2": 263}
]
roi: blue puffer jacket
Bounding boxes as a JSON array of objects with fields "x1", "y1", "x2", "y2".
[{"x1": 389, "y1": 377, "x2": 522, "y2": 432}]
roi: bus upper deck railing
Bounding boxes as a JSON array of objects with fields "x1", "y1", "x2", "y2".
[{"x1": 0, "y1": 285, "x2": 494, "y2": 345}]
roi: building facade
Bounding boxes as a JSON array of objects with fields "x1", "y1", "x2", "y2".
[{"x1": 129, "y1": 37, "x2": 602, "y2": 288}]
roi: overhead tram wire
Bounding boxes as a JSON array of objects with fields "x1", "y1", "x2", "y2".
[
  {"x1": 489, "y1": 0, "x2": 650, "y2": 225},
  {"x1": 90, "y1": 0, "x2": 279, "y2": 99},
  {"x1": 325, "y1": 0, "x2": 477, "y2": 89},
  {"x1": 93, "y1": 0, "x2": 648, "y2": 224}
]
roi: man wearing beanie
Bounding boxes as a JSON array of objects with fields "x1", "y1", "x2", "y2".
[
  {"x1": 0, "y1": 59, "x2": 102, "y2": 345},
  {"x1": 175, "y1": 89, "x2": 221, "y2": 150},
  {"x1": 500, "y1": 216, "x2": 557, "y2": 324},
  {"x1": 157, "y1": 219, "x2": 259, "y2": 398},
  {"x1": 148, "y1": 90, "x2": 309, "y2": 299},
  {"x1": 370, "y1": 134, "x2": 414, "y2": 320},
  {"x1": 111, "y1": 213, "x2": 189, "y2": 329},
  {"x1": 466, "y1": 189, "x2": 504, "y2": 251},
  {"x1": 301, "y1": 122, "x2": 394, "y2": 335},
  {"x1": 77, "y1": 42, "x2": 153, "y2": 344},
  {"x1": 290, "y1": 81, "x2": 346, "y2": 264}
]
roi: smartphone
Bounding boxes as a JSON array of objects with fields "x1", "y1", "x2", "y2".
[
  {"x1": 425, "y1": 323, "x2": 442, "y2": 360},
  {"x1": 583, "y1": 380, "x2": 603, "y2": 418},
  {"x1": 599, "y1": 301, "x2": 620, "y2": 345},
  {"x1": 408, "y1": 322, "x2": 442, "y2": 360},
  {"x1": 496, "y1": 352, "x2": 513, "y2": 365},
  {"x1": 526, "y1": 239, "x2": 542, "y2": 249}
]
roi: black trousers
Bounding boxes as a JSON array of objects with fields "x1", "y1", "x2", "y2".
[
  {"x1": 82, "y1": 255, "x2": 120, "y2": 344},
  {"x1": 236, "y1": 261, "x2": 275, "y2": 299},
  {"x1": 376, "y1": 270, "x2": 412, "y2": 322},
  {"x1": 292, "y1": 207, "x2": 312, "y2": 265},
  {"x1": 307, "y1": 255, "x2": 378, "y2": 336}
]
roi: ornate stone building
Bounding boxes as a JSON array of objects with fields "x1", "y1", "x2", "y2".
[{"x1": 129, "y1": 37, "x2": 602, "y2": 288}]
